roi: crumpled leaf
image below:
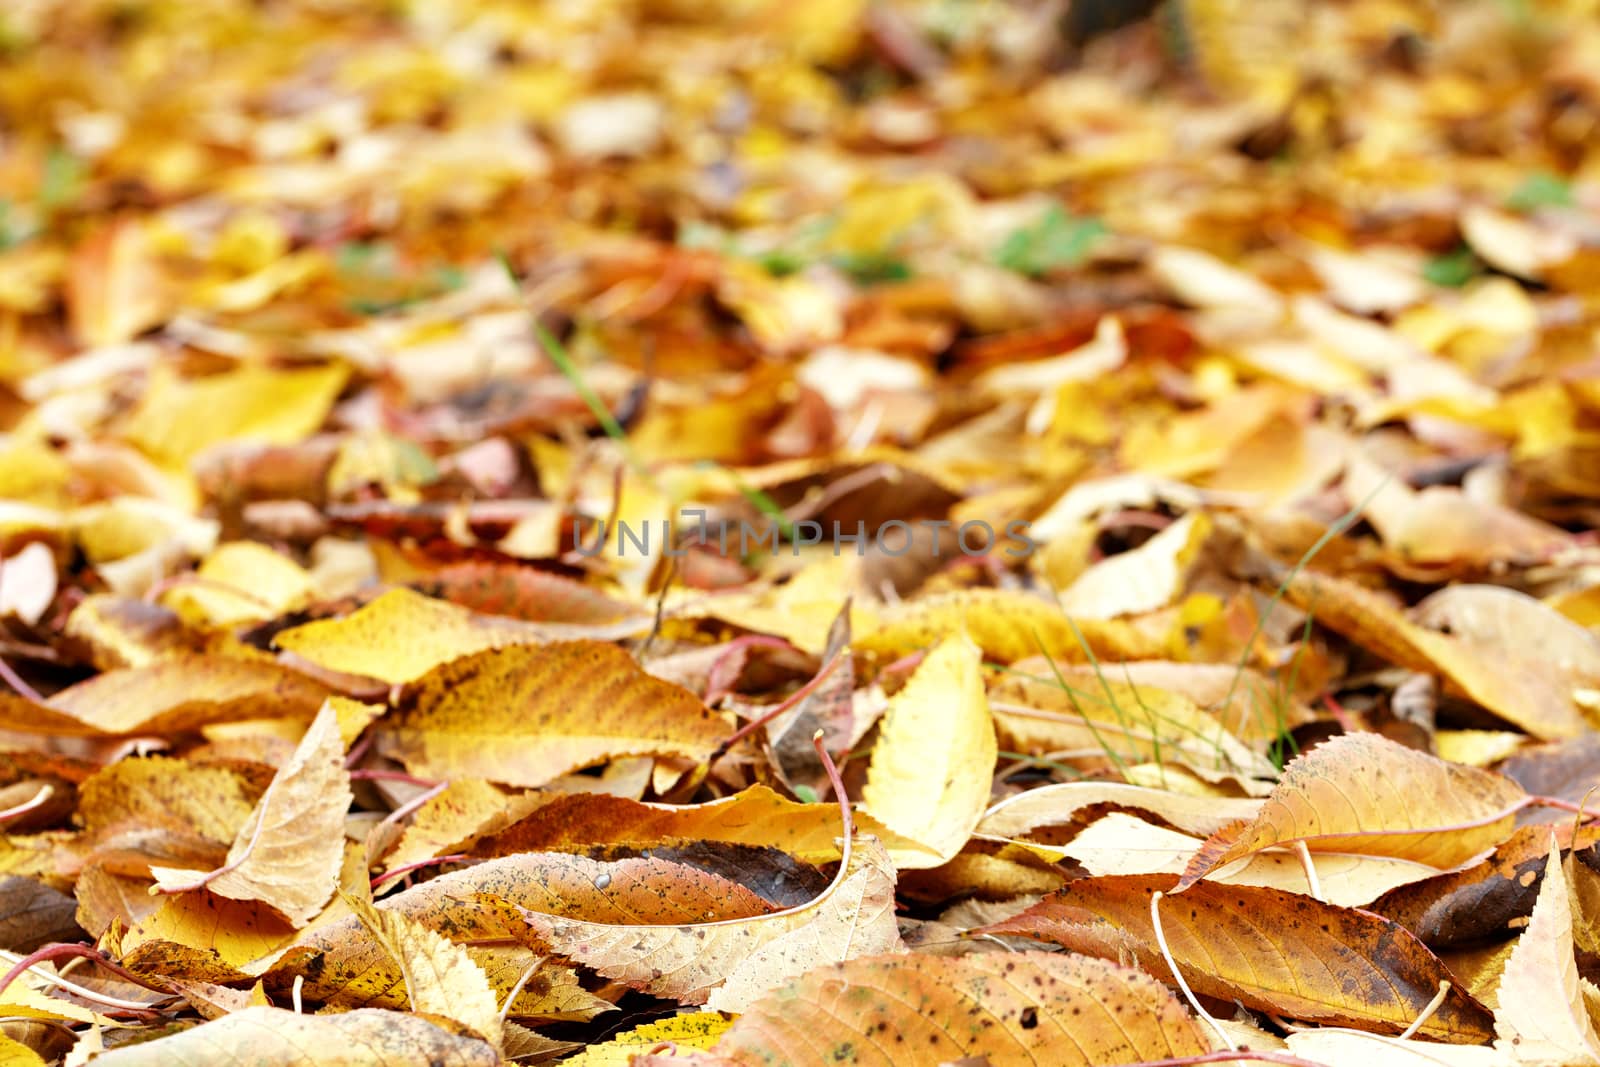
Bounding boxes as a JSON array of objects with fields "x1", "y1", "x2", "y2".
[
  {"x1": 376, "y1": 641, "x2": 726, "y2": 787},
  {"x1": 860, "y1": 634, "x2": 995, "y2": 867},
  {"x1": 152, "y1": 701, "x2": 351, "y2": 926},
  {"x1": 1179, "y1": 732, "x2": 1527, "y2": 890}
]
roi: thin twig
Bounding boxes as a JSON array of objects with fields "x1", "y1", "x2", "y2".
[{"x1": 1150, "y1": 891, "x2": 1235, "y2": 1052}]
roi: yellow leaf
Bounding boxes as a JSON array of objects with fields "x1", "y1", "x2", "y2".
[
  {"x1": 0, "y1": 1035, "x2": 46, "y2": 1067},
  {"x1": 1056, "y1": 511, "x2": 1211, "y2": 619},
  {"x1": 122, "y1": 361, "x2": 349, "y2": 465},
  {"x1": 377, "y1": 642, "x2": 726, "y2": 787},
  {"x1": 275, "y1": 587, "x2": 646, "y2": 685},
  {"x1": 856, "y1": 588, "x2": 1175, "y2": 665},
  {"x1": 163, "y1": 541, "x2": 316, "y2": 627},
  {"x1": 562, "y1": 1014, "x2": 733, "y2": 1067},
  {"x1": 860, "y1": 635, "x2": 994, "y2": 867}
]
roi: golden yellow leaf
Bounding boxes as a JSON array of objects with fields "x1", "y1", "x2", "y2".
[
  {"x1": 376, "y1": 641, "x2": 726, "y2": 787},
  {"x1": 118, "y1": 891, "x2": 297, "y2": 982},
  {"x1": 122, "y1": 362, "x2": 350, "y2": 466},
  {"x1": 0, "y1": 1035, "x2": 46, "y2": 1067},
  {"x1": 860, "y1": 635, "x2": 994, "y2": 867},
  {"x1": 162, "y1": 542, "x2": 316, "y2": 628},
  {"x1": 563, "y1": 1014, "x2": 733, "y2": 1067},
  {"x1": 855, "y1": 588, "x2": 1176, "y2": 665},
  {"x1": 275, "y1": 587, "x2": 645, "y2": 685}
]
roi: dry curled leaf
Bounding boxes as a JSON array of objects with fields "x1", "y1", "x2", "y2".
[{"x1": 151, "y1": 701, "x2": 351, "y2": 926}]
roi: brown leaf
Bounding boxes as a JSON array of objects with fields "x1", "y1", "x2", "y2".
[
  {"x1": 1371, "y1": 824, "x2": 1600, "y2": 948},
  {"x1": 376, "y1": 642, "x2": 726, "y2": 787},
  {"x1": 0, "y1": 876, "x2": 81, "y2": 951},
  {"x1": 278, "y1": 850, "x2": 776, "y2": 1009},
  {"x1": 500, "y1": 835, "x2": 903, "y2": 1011},
  {"x1": 984, "y1": 873, "x2": 1495, "y2": 1041}
]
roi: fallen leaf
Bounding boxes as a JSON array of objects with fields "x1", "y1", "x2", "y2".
[
  {"x1": 710, "y1": 952, "x2": 1216, "y2": 1067},
  {"x1": 861, "y1": 635, "x2": 995, "y2": 867},
  {"x1": 984, "y1": 873, "x2": 1495, "y2": 1041},
  {"x1": 1282, "y1": 568, "x2": 1590, "y2": 739},
  {"x1": 1494, "y1": 838, "x2": 1600, "y2": 1064},
  {"x1": 273, "y1": 587, "x2": 557, "y2": 685},
  {"x1": 85, "y1": 1006, "x2": 498, "y2": 1066},
  {"x1": 1179, "y1": 733, "x2": 1526, "y2": 890},
  {"x1": 345, "y1": 891, "x2": 503, "y2": 1047},
  {"x1": 152, "y1": 701, "x2": 351, "y2": 925},
  {"x1": 376, "y1": 641, "x2": 726, "y2": 787},
  {"x1": 501, "y1": 833, "x2": 902, "y2": 1011}
]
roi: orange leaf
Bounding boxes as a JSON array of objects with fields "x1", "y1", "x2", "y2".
[
  {"x1": 1178, "y1": 733, "x2": 1526, "y2": 890},
  {"x1": 984, "y1": 873, "x2": 1495, "y2": 1041}
]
